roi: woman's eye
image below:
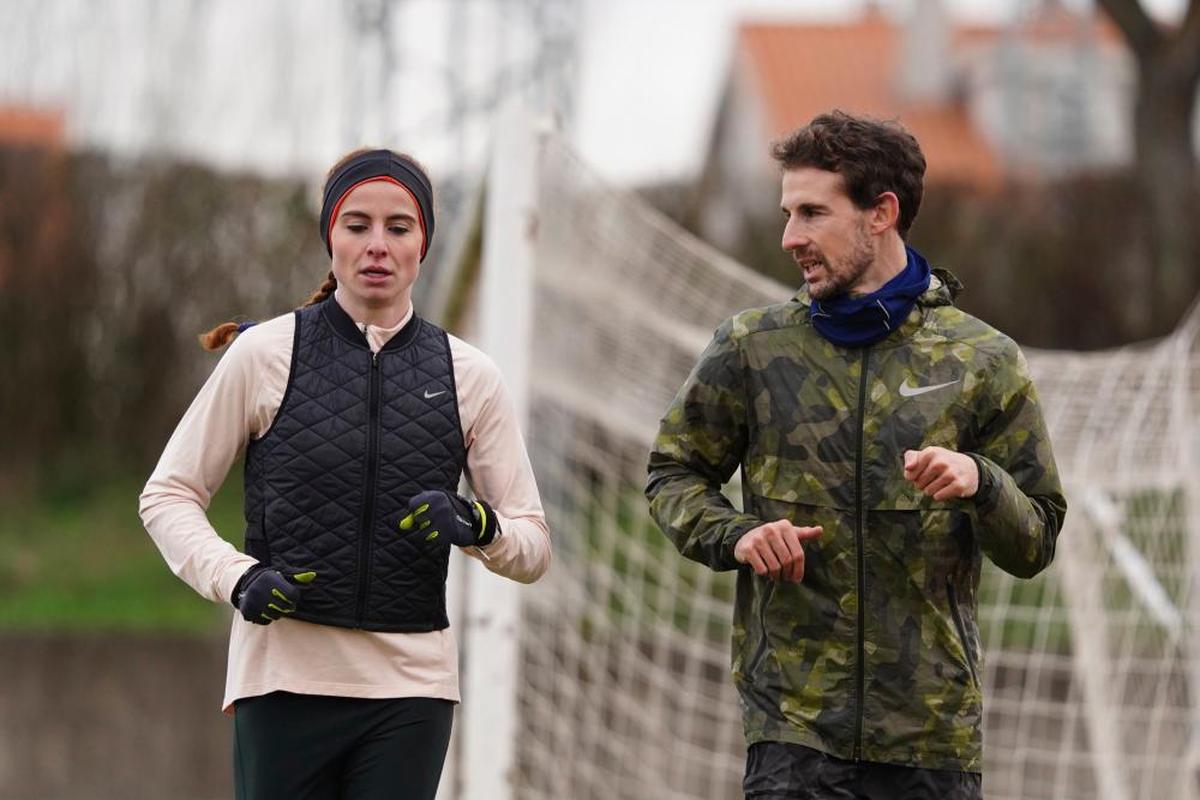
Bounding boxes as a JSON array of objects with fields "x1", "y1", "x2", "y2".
[
  {"x1": 346, "y1": 223, "x2": 368, "y2": 233},
  {"x1": 389, "y1": 226, "x2": 410, "y2": 235}
]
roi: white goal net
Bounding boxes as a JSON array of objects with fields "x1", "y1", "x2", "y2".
[{"x1": 485, "y1": 131, "x2": 1200, "y2": 800}]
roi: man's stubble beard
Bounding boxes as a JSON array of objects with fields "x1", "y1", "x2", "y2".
[{"x1": 808, "y1": 220, "x2": 877, "y2": 302}]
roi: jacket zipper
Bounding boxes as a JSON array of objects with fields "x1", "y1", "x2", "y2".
[
  {"x1": 354, "y1": 350, "x2": 382, "y2": 626},
  {"x1": 852, "y1": 346, "x2": 871, "y2": 761},
  {"x1": 745, "y1": 582, "x2": 776, "y2": 682},
  {"x1": 947, "y1": 580, "x2": 980, "y2": 686}
]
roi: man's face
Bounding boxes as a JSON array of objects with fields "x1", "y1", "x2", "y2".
[{"x1": 780, "y1": 167, "x2": 878, "y2": 301}]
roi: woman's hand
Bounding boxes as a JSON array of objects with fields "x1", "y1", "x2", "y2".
[{"x1": 399, "y1": 490, "x2": 501, "y2": 547}]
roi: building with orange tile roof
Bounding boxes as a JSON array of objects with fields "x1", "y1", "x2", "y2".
[
  {"x1": 695, "y1": 1, "x2": 1134, "y2": 252},
  {"x1": 0, "y1": 106, "x2": 65, "y2": 149}
]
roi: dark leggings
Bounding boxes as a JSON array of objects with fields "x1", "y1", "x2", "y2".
[{"x1": 233, "y1": 692, "x2": 454, "y2": 800}]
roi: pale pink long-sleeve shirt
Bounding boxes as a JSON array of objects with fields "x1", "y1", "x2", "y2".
[{"x1": 139, "y1": 301, "x2": 550, "y2": 711}]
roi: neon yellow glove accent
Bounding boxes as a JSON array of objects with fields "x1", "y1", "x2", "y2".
[
  {"x1": 472, "y1": 502, "x2": 488, "y2": 541},
  {"x1": 399, "y1": 503, "x2": 432, "y2": 531}
]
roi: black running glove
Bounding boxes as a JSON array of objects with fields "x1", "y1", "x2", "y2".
[
  {"x1": 231, "y1": 565, "x2": 317, "y2": 625},
  {"x1": 399, "y1": 490, "x2": 501, "y2": 547}
]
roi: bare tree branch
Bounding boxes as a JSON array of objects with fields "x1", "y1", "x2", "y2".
[
  {"x1": 1182, "y1": 0, "x2": 1200, "y2": 37},
  {"x1": 1097, "y1": 0, "x2": 1163, "y2": 55},
  {"x1": 1177, "y1": 0, "x2": 1200, "y2": 79}
]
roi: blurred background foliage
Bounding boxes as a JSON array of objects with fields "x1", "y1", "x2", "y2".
[{"x1": 0, "y1": 143, "x2": 323, "y2": 631}]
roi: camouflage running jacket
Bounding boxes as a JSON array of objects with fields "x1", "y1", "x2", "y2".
[{"x1": 646, "y1": 271, "x2": 1066, "y2": 772}]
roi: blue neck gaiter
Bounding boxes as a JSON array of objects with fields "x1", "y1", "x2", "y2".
[{"x1": 810, "y1": 246, "x2": 932, "y2": 348}]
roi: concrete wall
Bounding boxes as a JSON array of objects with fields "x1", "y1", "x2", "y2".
[{"x1": 0, "y1": 634, "x2": 230, "y2": 800}]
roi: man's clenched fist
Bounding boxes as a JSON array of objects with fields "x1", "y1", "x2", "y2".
[
  {"x1": 903, "y1": 446, "x2": 979, "y2": 501},
  {"x1": 734, "y1": 520, "x2": 823, "y2": 582}
]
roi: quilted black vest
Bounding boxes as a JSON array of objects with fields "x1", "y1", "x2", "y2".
[{"x1": 242, "y1": 298, "x2": 466, "y2": 632}]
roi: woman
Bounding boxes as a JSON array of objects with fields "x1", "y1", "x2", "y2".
[{"x1": 139, "y1": 148, "x2": 551, "y2": 799}]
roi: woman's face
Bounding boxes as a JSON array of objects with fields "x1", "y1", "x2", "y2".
[{"x1": 329, "y1": 179, "x2": 425, "y2": 323}]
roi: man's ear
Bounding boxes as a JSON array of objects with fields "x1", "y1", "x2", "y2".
[{"x1": 869, "y1": 192, "x2": 901, "y2": 235}]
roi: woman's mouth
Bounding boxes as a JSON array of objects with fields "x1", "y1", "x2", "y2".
[{"x1": 360, "y1": 265, "x2": 391, "y2": 281}]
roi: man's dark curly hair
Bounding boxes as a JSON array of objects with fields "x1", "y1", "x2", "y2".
[{"x1": 771, "y1": 111, "x2": 926, "y2": 239}]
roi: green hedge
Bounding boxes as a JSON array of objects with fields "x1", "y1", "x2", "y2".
[{"x1": 0, "y1": 469, "x2": 246, "y2": 633}]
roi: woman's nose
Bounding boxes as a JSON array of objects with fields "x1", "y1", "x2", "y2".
[{"x1": 366, "y1": 226, "x2": 388, "y2": 257}]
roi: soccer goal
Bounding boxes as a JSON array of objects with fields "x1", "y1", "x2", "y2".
[{"x1": 451, "y1": 116, "x2": 1200, "y2": 800}]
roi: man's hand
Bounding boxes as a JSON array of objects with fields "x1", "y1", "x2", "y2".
[
  {"x1": 233, "y1": 566, "x2": 317, "y2": 625},
  {"x1": 399, "y1": 490, "x2": 501, "y2": 548},
  {"x1": 734, "y1": 520, "x2": 823, "y2": 582},
  {"x1": 903, "y1": 446, "x2": 979, "y2": 501}
]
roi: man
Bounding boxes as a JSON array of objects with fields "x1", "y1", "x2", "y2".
[{"x1": 645, "y1": 111, "x2": 1066, "y2": 799}]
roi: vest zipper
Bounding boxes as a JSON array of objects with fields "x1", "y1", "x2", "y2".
[
  {"x1": 852, "y1": 346, "x2": 871, "y2": 761},
  {"x1": 354, "y1": 350, "x2": 382, "y2": 626}
]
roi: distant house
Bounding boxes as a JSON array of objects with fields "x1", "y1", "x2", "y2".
[
  {"x1": 0, "y1": 105, "x2": 65, "y2": 149},
  {"x1": 695, "y1": 1, "x2": 1133, "y2": 253},
  {"x1": 0, "y1": 105, "x2": 66, "y2": 284}
]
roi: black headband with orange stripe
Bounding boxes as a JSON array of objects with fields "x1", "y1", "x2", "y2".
[{"x1": 319, "y1": 150, "x2": 434, "y2": 260}]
